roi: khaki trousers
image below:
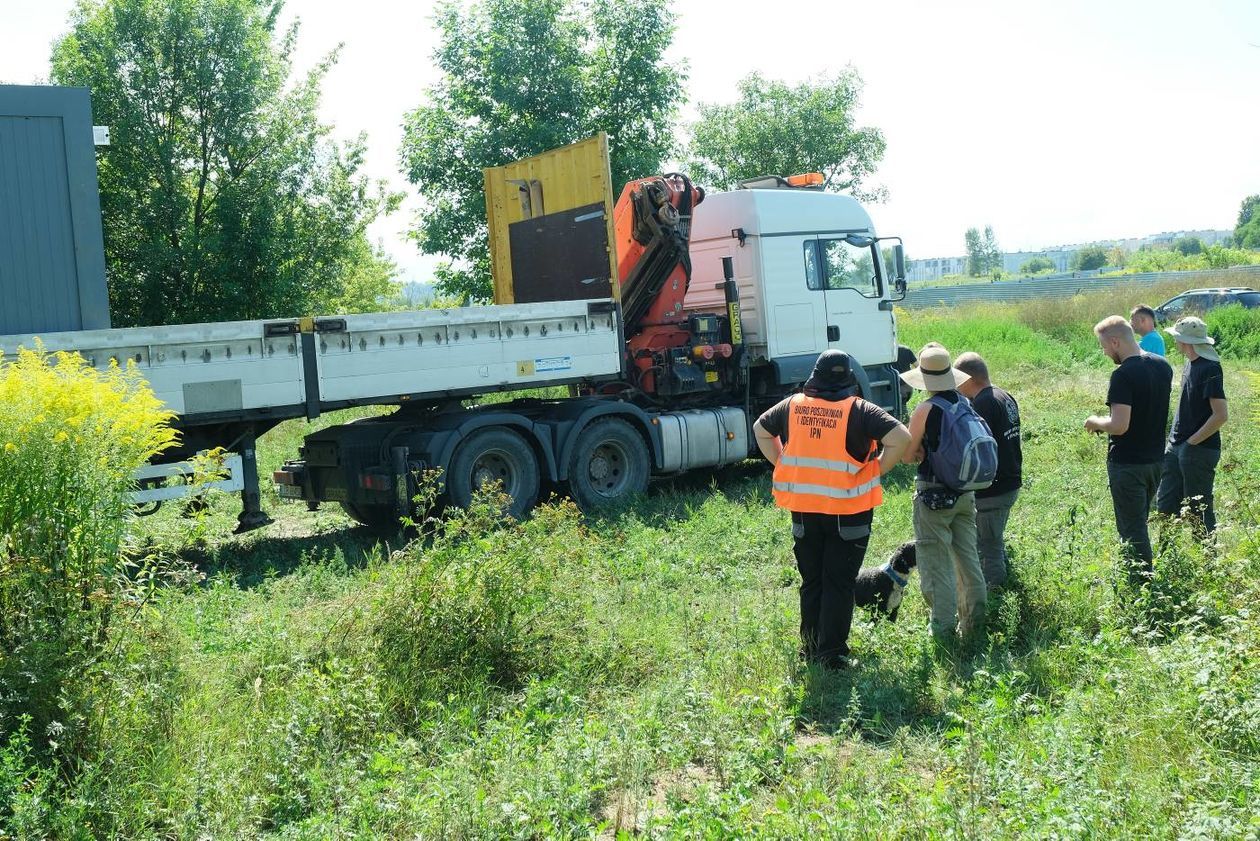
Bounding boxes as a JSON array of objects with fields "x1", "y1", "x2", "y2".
[{"x1": 913, "y1": 484, "x2": 987, "y2": 638}]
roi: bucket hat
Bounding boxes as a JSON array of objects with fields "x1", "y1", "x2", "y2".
[
  {"x1": 898, "y1": 344, "x2": 971, "y2": 391},
  {"x1": 1165, "y1": 316, "x2": 1219, "y2": 361}
]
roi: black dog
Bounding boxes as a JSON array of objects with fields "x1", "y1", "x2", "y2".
[{"x1": 854, "y1": 541, "x2": 917, "y2": 621}]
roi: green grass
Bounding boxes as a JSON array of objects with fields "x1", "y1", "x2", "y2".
[{"x1": 4, "y1": 299, "x2": 1260, "y2": 838}]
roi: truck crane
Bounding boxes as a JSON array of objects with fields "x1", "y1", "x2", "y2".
[{"x1": 1, "y1": 133, "x2": 911, "y2": 532}]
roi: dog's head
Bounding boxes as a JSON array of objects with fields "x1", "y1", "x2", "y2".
[{"x1": 888, "y1": 541, "x2": 917, "y2": 575}]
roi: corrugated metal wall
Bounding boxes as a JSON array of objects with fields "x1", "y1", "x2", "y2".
[
  {"x1": 0, "y1": 85, "x2": 110, "y2": 336},
  {"x1": 901, "y1": 265, "x2": 1260, "y2": 309}
]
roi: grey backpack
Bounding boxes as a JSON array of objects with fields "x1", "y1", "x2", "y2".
[{"x1": 927, "y1": 395, "x2": 999, "y2": 492}]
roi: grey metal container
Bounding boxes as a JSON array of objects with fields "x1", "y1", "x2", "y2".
[{"x1": 0, "y1": 85, "x2": 110, "y2": 336}]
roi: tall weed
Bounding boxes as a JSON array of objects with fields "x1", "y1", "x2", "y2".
[{"x1": 0, "y1": 347, "x2": 176, "y2": 760}]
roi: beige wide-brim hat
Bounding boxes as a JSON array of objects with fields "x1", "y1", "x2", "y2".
[
  {"x1": 1165, "y1": 316, "x2": 1220, "y2": 361},
  {"x1": 898, "y1": 344, "x2": 971, "y2": 391}
]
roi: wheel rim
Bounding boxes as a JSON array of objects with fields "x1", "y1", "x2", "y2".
[
  {"x1": 470, "y1": 447, "x2": 521, "y2": 497},
  {"x1": 586, "y1": 439, "x2": 630, "y2": 498}
]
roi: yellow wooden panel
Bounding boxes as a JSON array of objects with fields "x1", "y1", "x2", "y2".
[{"x1": 484, "y1": 133, "x2": 618, "y2": 304}]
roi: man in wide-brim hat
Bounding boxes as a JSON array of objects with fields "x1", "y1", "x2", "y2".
[
  {"x1": 899, "y1": 343, "x2": 987, "y2": 641},
  {"x1": 1156, "y1": 316, "x2": 1229, "y2": 533}
]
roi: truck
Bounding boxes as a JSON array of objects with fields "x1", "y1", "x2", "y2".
[{"x1": 0, "y1": 134, "x2": 911, "y2": 532}]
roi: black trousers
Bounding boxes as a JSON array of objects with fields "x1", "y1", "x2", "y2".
[{"x1": 792, "y1": 512, "x2": 870, "y2": 665}]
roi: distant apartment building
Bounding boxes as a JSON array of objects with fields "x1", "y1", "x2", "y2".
[{"x1": 907, "y1": 229, "x2": 1233, "y2": 282}]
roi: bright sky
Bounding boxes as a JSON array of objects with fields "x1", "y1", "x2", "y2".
[{"x1": 4, "y1": 0, "x2": 1259, "y2": 280}]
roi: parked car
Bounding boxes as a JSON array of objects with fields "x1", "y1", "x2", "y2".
[{"x1": 1153, "y1": 287, "x2": 1260, "y2": 323}]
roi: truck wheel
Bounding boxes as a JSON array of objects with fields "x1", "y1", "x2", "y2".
[
  {"x1": 447, "y1": 427, "x2": 540, "y2": 518},
  {"x1": 340, "y1": 502, "x2": 402, "y2": 533},
  {"x1": 567, "y1": 418, "x2": 649, "y2": 512}
]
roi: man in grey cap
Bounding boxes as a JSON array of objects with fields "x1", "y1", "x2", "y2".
[{"x1": 1156, "y1": 316, "x2": 1229, "y2": 533}]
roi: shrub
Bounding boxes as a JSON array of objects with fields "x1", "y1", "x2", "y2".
[
  {"x1": 1205, "y1": 304, "x2": 1260, "y2": 359},
  {"x1": 1018, "y1": 256, "x2": 1055, "y2": 275},
  {"x1": 371, "y1": 494, "x2": 593, "y2": 726},
  {"x1": 0, "y1": 347, "x2": 176, "y2": 760}
]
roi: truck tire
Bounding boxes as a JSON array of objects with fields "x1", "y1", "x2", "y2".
[
  {"x1": 340, "y1": 502, "x2": 402, "y2": 533},
  {"x1": 447, "y1": 427, "x2": 540, "y2": 518},
  {"x1": 567, "y1": 418, "x2": 649, "y2": 512}
]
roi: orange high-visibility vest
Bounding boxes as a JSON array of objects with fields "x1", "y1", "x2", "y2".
[{"x1": 772, "y1": 394, "x2": 883, "y2": 515}]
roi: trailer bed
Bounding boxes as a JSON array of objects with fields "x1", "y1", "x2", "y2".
[{"x1": 0, "y1": 299, "x2": 622, "y2": 425}]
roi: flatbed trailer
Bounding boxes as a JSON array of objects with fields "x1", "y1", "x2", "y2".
[{"x1": 0, "y1": 298, "x2": 624, "y2": 528}]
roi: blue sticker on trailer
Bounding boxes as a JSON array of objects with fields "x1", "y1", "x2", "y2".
[{"x1": 535, "y1": 356, "x2": 572, "y2": 372}]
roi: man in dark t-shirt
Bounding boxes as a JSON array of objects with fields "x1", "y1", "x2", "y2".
[
  {"x1": 956, "y1": 352, "x2": 1022, "y2": 589},
  {"x1": 1084, "y1": 316, "x2": 1173, "y2": 581},
  {"x1": 754, "y1": 350, "x2": 910, "y2": 670},
  {"x1": 1156, "y1": 317, "x2": 1229, "y2": 533}
]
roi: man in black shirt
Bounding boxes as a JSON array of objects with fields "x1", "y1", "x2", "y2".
[
  {"x1": 956, "y1": 352, "x2": 1022, "y2": 589},
  {"x1": 1084, "y1": 316, "x2": 1173, "y2": 581},
  {"x1": 754, "y1": 350, "x2": 910, "y2": 669},
  {"x1": 1156, "y1": 317, "x2": 1229, "y2": 533}
]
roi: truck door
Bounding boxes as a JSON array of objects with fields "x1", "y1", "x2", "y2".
[{"x1": 806, "y1": 237, "x2": 896, "y2": 366}]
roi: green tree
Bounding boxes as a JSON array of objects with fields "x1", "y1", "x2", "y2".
[
  {"x1": 965, "y1": 225, "x2": 1001, "y2": 276},
  {"x1": 982, "y1": 225, "x2": 1002, "y2": 275},
  {"x1": 687, "y1": 70, "x2": 886, "y2": 199},
  {"x1": 1171, "y1": 236, "x2": 1204, "y2": 256},
  {"x1": 965, "y1": 227, "x2": 984, "y2": 276},
  {"x1": 51, "y1": 0, "x2": 399, "y2": 327},
  {"x1": 1070, "y1": 245, "x2": 1108, "y2": 271},
  {"x1": 1234, "y1": 195, "x2": 1260, "y2": 249},
  {"x1": 1019, "y1": 255, "x2": 1055, "y2": 274},
  {"x1": 400, "y1": 0, "x2": 683, "y2": 302}
]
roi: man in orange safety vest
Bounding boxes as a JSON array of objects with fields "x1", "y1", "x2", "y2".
[{"x1": 754, "y1": 350, "x2": 910, "y2": 670}]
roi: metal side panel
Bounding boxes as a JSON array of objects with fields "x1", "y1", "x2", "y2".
[
  {"x1": 314, "y1": 300, "x2": 622, "y2": 403},
  {"x1": 0, "y1": 319, "x2": 306, "y2": 415}
]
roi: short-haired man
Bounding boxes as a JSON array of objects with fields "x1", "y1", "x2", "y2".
[
  {"x1": 1156, "y1": 317, "x2": 1229, "y2": 533},
  {"x1": 955, "y1": 352, "x2": 1022, "y2": 589},
  {"x1": 1130, "y1": 305, "x2": 1166, "y2": 356},
  {"x1": 754, "y1": 350, "x2": 910, "y2": 670},
  {"x1": 1085, "y1": 316, "x2": 1173, "y2": 582}
]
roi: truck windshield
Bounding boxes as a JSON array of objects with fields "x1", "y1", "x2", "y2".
[{"x1": 804, "y1": 239, "x2": 883, "y2": 298}]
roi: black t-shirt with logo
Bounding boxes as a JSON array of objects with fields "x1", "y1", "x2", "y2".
[
  {"x1": 758, "y1": 395, "x2": 899, "y2": 526},
  {"x1": 972, "y1": 385, "x2": 1022, "y2": 498},
  {"x1": 1105, "y1": 351, "x2": 1173, "y2": 464},
  {"x1": 1169, "y1": 356, "x2": 1227, "y2": 450}
]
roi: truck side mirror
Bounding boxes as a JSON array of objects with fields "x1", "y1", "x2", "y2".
[{"x1": 892, "y1": 244, "x2": 906, "y2": 298}]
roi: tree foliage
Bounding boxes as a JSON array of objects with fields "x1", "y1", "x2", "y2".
[
  {"x1": 687, "y1": 71, "x2": 886, "y2": 199},
  {"x1": 1171, "y1": 236, "x2": 1204, "y2": 256},
  {"x1": 51, "y1": 0, "x2": 399, "y2": 327},
  {"x1": 1019, "y1": 256, "x2": 1055, "y2": 274},
  {"x1": 400, "y1": 0, "x2": 684, "y2": 302},
  {"x1": 965, "y1": 225, "x2": 1002, "y2": 276},
  {"x1": 1235, "y1": 195, "x2": 1260, "y2": 249},
  {"x1": 1070, "y1": 245, "x2": 1109, "y2": 271}
]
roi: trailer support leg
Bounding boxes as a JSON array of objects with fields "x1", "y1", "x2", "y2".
[{"x1": 235, "y1": 427, "x2": 273, "y2": 533}]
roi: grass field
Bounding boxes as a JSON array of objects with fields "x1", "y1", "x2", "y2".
[{"x1": 4, "y1": 297, "x2": 1259, "y2": 839}]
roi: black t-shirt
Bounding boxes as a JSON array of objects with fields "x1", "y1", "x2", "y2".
[
  {"x1": 972, "y1": 385, "x2": 1022, "y2": 498},
  {"x1": 758, "y1": 394, "x2": 899, "y2": 525},
  {"x1": 916, "y1": 390, "x2": 960, "y2": 482},
  {"x1": 1105, "y1": 352, "x2": 1173, "y2": 464},
  {"x1": 1169, "y1": 356, "x2": 1227, "y2": 449}
]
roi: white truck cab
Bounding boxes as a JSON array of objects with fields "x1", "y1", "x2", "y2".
[{"x1": 685, "y1": 183, "x2": 907, "y2": 411}]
